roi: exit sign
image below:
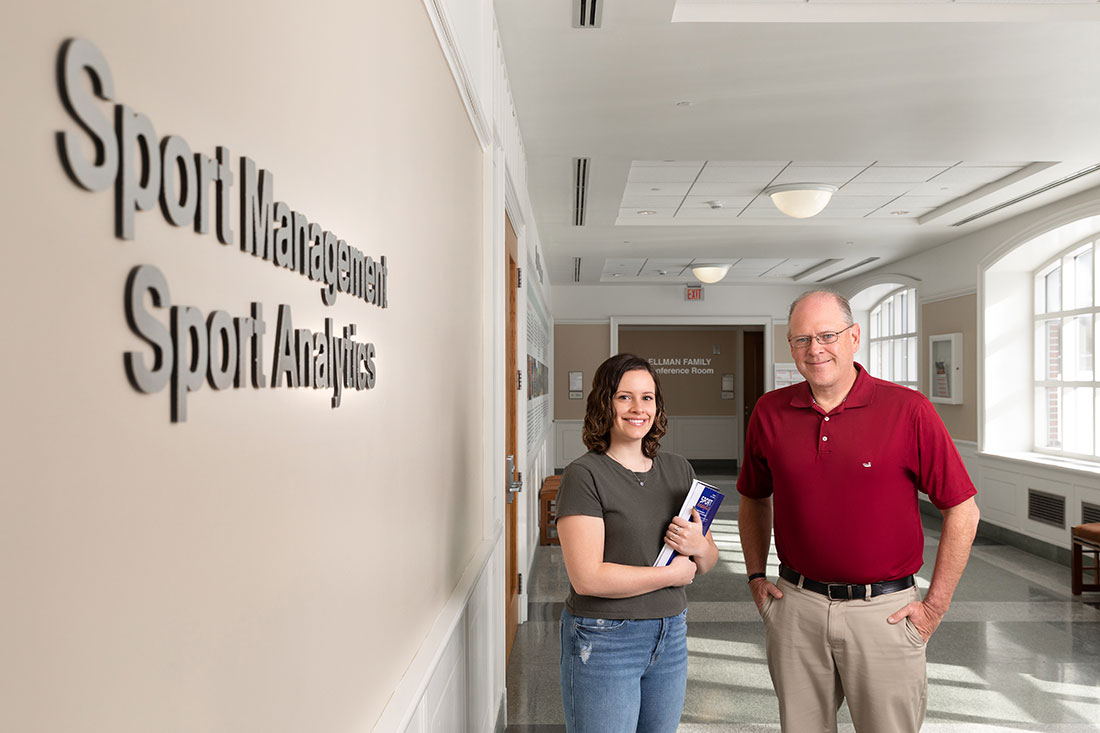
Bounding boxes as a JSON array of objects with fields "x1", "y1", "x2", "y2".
[{"x1": 685, "y1": 285, "x2": 704, "y2": 301}]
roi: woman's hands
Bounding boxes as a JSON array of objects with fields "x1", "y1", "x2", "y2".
[
  {"x1": 559, "y1": 514, "x2": 700, "y2": 598},
  {"x1": 664, "y1": 508, "x2": 708, "y2": 557},
  {"x1": 666, "y1": 554, "x2": 697, "y2": 587},
  {"x1": 664, "y1": 508, "x2": 720, "y2": 576}
]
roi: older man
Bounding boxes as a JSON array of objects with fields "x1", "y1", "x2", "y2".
[{"x1": 738, "y1": 290, "x2": 980, "y2": 733}]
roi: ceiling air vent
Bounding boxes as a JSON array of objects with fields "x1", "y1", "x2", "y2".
[
  {"x1": 1028, "y1": 488, "x2": 1066, "y2": 529},
  {"x1": 815, "y1": 257, "x2": 880, "y2": 283},
  {"x1": 573, "y1": 157, "x2": 590, "y2": 226},
  {"x1": 572, "y1": 257, "x2": 582, "y2": 283},
  {"x1": 1083, "y1": 501, "x2": 1100, "y2": 525},
  {"x1": 952, "y1": 163, "x2": 1100, "y2": 227},
  {"x1": 572, "y1": 0, "x2": 603, "y2": 28}
]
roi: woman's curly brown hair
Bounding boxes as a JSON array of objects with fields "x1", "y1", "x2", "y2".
[{"x1": 582, "y1": 353, "x2": 668, "y2": 458}]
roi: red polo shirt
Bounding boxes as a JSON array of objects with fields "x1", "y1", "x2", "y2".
[{"x1": 737, "y1": 364, "x2": 976, "y2": 583}]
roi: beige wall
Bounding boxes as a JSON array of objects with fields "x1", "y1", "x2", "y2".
[
  {"x1": 1, "y1": 3, "x2": 485, "y2": 731},
  {"x1": 619, "y1": 329, "x2": 740, "y2": 416},
  {"x1": 773, "y1": 323, "x2": 792, "y2": 364},
  {"x1": 554, "y1": 324, "x2": 611, "y2": 420},
  {"x1": 920, "y1": 294, "x2": 979, "y2": 442}
]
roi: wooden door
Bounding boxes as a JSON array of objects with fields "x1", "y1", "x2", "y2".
[
  {"x1": 504, "y1": 216, "x2": 519, "y2": 663},
  {"x1": 742, "y1": 330, "x2": 765, "y2": 423}
]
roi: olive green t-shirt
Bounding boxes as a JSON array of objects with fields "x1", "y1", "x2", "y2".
[{"x1": 556, "y1": 450, "x2": 696, "y2": 619}]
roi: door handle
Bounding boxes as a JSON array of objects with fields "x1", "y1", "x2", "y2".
[{"x1": 506, "y1": 454, "x2": 523, "y2": 504}]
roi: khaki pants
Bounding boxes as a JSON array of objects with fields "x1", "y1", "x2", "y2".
[{"x1": 761, "y1": 577, "x2": 928, "y2": 733}]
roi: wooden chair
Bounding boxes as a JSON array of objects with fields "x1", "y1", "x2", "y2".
[
  {"x1": 1071, "y1": 522, "x2": 1100, "y2": 595},
  {"x1": 539, "y1": 475, "x2": 562, "y2": 546}
]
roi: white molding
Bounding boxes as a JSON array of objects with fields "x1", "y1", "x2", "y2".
[
  {"x1": 504, "y1": 166, "x2": 525, "y2": 235},
  {"x1": 842, "y1": 272, "x2": 923, "y2": 302},
  {"x1": 372, "y1": 522, "x2": 503, "y2": 732},
  {"x1": 978, "y1": 450, "x2": 1100, "y2": 481},
  {"x1": 920, "y1": 287, "x2": 977, "y2": 305},
  {"x1": 421, "y1": 0, "x2": 493, "y2": 150},
  {"x1": 553, "y1": 318, "x2": 612, "y2": 326},
  {"x1": 979, "y1": 197, "x2": 1100, "y2": 271}
]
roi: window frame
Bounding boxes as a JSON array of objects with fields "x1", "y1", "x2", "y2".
[
  {"x1": 867, "y1": 285, "x2": 918, "y2": 389},
  {"x1": 1032, "y1": 234, "x2": 1100, "y2": 462}
]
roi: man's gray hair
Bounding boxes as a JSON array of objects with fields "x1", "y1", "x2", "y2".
[{"x1": 788, "y1": 290, "x2": 854, "y2": 326}]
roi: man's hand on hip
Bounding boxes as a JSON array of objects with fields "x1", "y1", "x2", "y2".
[
  {"x1": 749, "y1": 577, "x2": 783, "y2": 614},
  {"x1": 887, "y1": 600, "x2": 944, "y2": 641}
]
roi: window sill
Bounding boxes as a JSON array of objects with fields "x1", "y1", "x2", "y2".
[{"x1": 978, "y1": 449, "x2": 1100, "y2": 479}]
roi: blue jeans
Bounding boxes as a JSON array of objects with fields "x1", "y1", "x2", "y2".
[{"x1": 560, "y1": 608, "x2": 688, "y2": 733}]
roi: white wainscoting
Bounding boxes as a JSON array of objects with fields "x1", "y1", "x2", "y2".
[
  {"x1": 663, "y1": 416, "x2": 739, "y2": 461},
  {"x1": 554, "y1": 416, "x2": 738, "y2": 469},
  {"x1": 555, "y1": 420, "x2": 585, "y2": 469},
  {"x1": 373, "y1": 529, "x2": 505, "y2": 733},
  {"x1": 954, "y1": 441, "x2": 1100, "y2": 549}
]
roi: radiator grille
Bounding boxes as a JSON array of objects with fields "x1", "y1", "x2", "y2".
[
  {"x1": 1027, "y1": 489, "x2": 1065, "y2": 529},
  {"x1": 1082, "y1": 501, "x2": 1100, "y2": 525}
]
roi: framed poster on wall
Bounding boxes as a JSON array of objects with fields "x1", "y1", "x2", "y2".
[{"x1": 929, "y1": 333, "x2": 963, "y2": 404}]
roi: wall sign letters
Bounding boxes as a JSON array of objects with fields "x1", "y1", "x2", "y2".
[
  {"x1": 56, "y1": 38, "x2": 388, "y2": 421},
  {"x1": 647, "y1": 357, "x2": 716, "y2": 376}
]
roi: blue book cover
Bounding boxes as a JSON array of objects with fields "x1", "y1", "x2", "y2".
[{"x1": 653, "y1": 480, "x2": 725, "y2": 567}]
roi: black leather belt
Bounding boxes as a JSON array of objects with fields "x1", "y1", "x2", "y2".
[{"x1": 778, "y1": 565, "x2": 915, "y2": 601}]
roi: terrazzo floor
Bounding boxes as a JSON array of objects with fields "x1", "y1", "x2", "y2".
[{"x1": 504, "y1": 474, "x2": 1100, "y2": 732}]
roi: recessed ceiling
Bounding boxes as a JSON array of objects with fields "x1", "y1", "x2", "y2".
[
  {"x1": 496, "y1": 1, "x2": 1100, "y2": 286},
  {"x1": 601, "y1": 256, "x2": 870, "y2": 284},
  {"x1": 618, "y1": 159, "x2": 1033, "y2": 223},
  {"x1": 673, "y1": 0, "x2": 1100, "y2": 23}
]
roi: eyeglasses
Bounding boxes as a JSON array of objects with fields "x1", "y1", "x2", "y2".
[{"x1": 788, "y1": 324, "x2": 855, "y2": 349}]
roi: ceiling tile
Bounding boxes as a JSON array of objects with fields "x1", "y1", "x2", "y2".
[
  {"x1": 633, "y1": 160, "x2": 706, "y2": 167},
  {"x1": 888, "y1": 194, "x2": 956, "y2": 208},
  {"x1": 695, "y1": 164, "x2": 786, "y2": 182},
  {"x1": 624, "y1": 181, "x2": 693, "y2": 196},
  {"x1": 616, "y1": 208, "x2": 676, "y2": 220},
  {"x1": 763, "y1": 259, "x2": 829, "y2": 278},
  {"x1": 838, "y1": 182, "x2": 914, "y2": 195},
  {"x1": 621, "y1": 194, "x2": 689, "y2": 208},
  {"x1": 827, "y1": 194, "x2": 899, "y2": 209},
  {"x1": 865, "y1": 207, "x2": 936, "y2": 219},
  {"x1": 685, "y1": 182, "x2": 765, "y2": 197},
  {"x1": 849, "y1": 165, "x2": 952, "y2": 183},
  {"x1": 814, "y1": 208, "x2": 879, "y2": 219},
  {"x1": 927, "y1": 166, "x2": 1023, "y2": 185},
  {"x1": 772, "y1": 166, "x2": 866, "y2": 184},
  {"x1": 955, "y1": 160, "x2": 1033, "y2": 167},
  {"x1": 906, "y1": 179, "x2": 982, "y2": 196},
  {"x1": 676, "y1": 208, "x2": 751, "y2": 219},
  {"x1": 875, "y1": 160, "x2": 960, "y2": 167},
  {"x1": 729, "y1": 259, "x2": 786, "y2": 274},
  {"x1": 680, "y1": 194, "x2": 756, "y2": 209},
  {"x1": 627, "y1": 164, "x2": 704, "y2": 182},
  {"x1": 705, "y1": 160, "x2": 791, "y2": 167},
  {"x1": 788, "y1": 161, "x2": 874, "y2": 168}
]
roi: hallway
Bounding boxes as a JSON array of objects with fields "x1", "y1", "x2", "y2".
[{"x1": 505, "y1": 475, "x2": 1100, "y2": 732}]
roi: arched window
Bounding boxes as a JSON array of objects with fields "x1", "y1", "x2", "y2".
[
  {"x1": 982, "y1": 212, "x2": 1100, "y2": 459},
  {"x1": 868, "y1": 286, "x2": 918, "y2": 389},
  {"x1": 1034, "y1": 238, "x2": 1097, "y2": 457}
]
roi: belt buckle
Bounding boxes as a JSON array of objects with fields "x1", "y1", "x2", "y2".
[{"x1": 827, "y1": 584, "x2": 852, "y2": 600}]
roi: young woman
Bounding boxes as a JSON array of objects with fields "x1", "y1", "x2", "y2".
[{"x1": 556, "y1": 353, "x2": 719, "y2": 733}]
